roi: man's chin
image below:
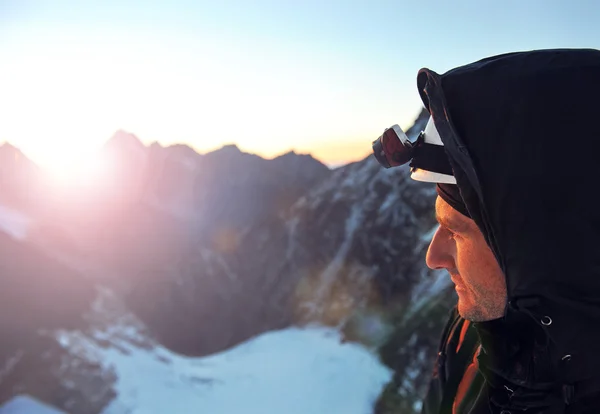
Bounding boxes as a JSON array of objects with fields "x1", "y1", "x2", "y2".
[{"x1": 457, "y1": 302, "x2": 495, "y2": 322}]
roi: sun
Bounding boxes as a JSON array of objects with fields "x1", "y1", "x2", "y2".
[{"x1": 37, "y1": 147, "x2": 111, "y2": 188}]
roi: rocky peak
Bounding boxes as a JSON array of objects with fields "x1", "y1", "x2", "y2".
[
  {"x1": 216, "y1": 143, "x2": 241, "y2": 153},
  {"x1": 271, "y1": 150, "x2": 330, "y2": 183},
  {"x1": 0, "y1": 141, "x2": 21, "y2": 155},
  {"x1": 0, "y1": 143, "x2": 44, "y2": 213},
  {"x1": 272, "y1": 149, "x2": 328, "y2": 166},
  {"x1": 104, "y1": 130, "x2": 146, "y2": 157},
  {"x1": 163, "y1": 143, "x2": 202, "y2": 160},
  {"x1": 205, "y1": 143, "x2": 243, "y2": 159},
  {"x1": 0, "y1": 142, "x2": 32, "y2": 168}
]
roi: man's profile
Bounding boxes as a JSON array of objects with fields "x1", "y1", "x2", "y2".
[
  {"x1": 428, "y1": 196, "x2": 507, "y2": 322},
  {"x1": 373, "y1": 48, "x2": 600, "y2": 413}
]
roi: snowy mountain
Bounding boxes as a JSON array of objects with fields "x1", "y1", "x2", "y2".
[
  {"x1": 129, "y1": 109, "x2": 446, "y2": 349},
  {"x1": 109, "y1": 109, "x2": 456, "y2": 412},
  {"x1": 0, "y1": 109, "x2": 456, "y2": 414},
  {"x1": 58, "y1": 322, "x2": 391, "y2": 414}
]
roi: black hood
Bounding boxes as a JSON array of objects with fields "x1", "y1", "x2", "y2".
[{"x1": 417, "y1": 49, "x2": 600, "y2": 397}]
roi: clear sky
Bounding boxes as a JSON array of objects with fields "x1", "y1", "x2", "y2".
[{"x1": 1, "y1": 0, "x2": 598, "y2": 176}]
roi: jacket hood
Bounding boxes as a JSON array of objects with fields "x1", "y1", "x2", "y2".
[{"x1": 417, "y1": 49, "x2": 600, "y2": 386}]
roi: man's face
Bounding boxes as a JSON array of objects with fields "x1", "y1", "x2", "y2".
[{"x1": 426, "y1": 196, "x2": 507, "y2": 321}]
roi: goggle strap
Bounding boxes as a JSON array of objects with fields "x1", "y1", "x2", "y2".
[{"x1": 410, "y1": 141, "x2": 454, "y2": 176}]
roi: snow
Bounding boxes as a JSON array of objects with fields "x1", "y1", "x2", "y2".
[
  {"x1": 59, "y1": 326, "x2": 391, "y2": 414},
  {"x1": 377, "y1": 191, "x2": 399, "y2": 214},
  {"x1": 317, "y1": 203, "x2": 364, "y2": 300},
  {"x1": 0, "y1": 395, "x2": 66, "y2": 414},
  {"x1": 407, "y1": 268, "x2": 452, "y2": 320},
  {"x1": 0, "y1": 351, "x2": 23, "y2": 383},
  {"x1": 0, "y1": 205, "x2": 31, "y2": 240},
  {"x1": 285, "y1": 216, "x2": 299, "y2": 260}
]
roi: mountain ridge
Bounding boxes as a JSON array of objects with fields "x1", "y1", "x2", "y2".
[
  {"x1": 1, "y1": 132, "x2": 333, "y2": 177},
  {"x1": 0, "y1": 108, "x2": 453, "y2": 414}
]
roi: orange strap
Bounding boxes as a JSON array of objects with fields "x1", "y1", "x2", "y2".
[{"x1": 452, "y1": 347, "x2": 481, "y2": 414}]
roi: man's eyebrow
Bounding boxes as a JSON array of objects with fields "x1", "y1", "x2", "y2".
[{"x1": 435, "y1": 213, "x2": 468, "y2": 233}]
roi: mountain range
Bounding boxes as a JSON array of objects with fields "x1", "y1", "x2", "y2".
[{"x1": 0, "y1": 108, "x2": 456, "y2": 414}]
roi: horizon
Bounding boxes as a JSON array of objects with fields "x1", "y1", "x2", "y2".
[
  {"x1": 0, "y1": 128, "x2": 353, "y2": 171},
  {"x1": 1, "y1": 0, "x2": 599, "y2": 181}
]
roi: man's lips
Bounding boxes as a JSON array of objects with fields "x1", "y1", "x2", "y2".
[{"x1": 449, "y1": 272, "x2": 465, "y2": 290}]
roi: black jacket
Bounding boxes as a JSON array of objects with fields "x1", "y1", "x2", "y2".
[
  {"x1": 421, "y1": 307, "x2": 484, "y2": 414},
  {"x1": 417, "y1": 49, "x2": 600, "y2": 413}
]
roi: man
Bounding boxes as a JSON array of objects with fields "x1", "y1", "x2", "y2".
[{"x1": 373, "y1": 49, "x2": 600, "y2": 412}]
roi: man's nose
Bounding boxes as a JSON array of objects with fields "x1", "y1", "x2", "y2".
[{"x1": 426, "y1": 226, "x2": 455, "y2": 270}]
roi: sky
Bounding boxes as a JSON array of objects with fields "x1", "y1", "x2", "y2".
[{"x1": 0, "y1": 0, "x2": 599, "y2": 176}]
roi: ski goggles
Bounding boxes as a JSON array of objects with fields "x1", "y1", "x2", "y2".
[
  {"x1": 372, "y1": 125, "x2": 421, "y2": 169},
  {"x1": 371, "y1": 120, "x2": 456, "y2": 184}
]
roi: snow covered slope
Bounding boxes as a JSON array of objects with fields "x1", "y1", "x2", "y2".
[
  {"x1": 56, "y1": 325, "x2": 391, "y2": 414},
  {"x1": 0, "y1": 395, "x2": 66, "y2": 414}
]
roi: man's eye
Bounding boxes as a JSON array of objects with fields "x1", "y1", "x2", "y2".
[
  {"x1": 444, "y1": 227, "x2": 458, "y2": 240},
  {"x1": 438, "y1": 224, "x2": 459, "y2": 240}
]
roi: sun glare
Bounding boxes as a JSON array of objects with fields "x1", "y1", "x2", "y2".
[{"x1": 39, "y1": 149, "x2": 111, "y2": 187}]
